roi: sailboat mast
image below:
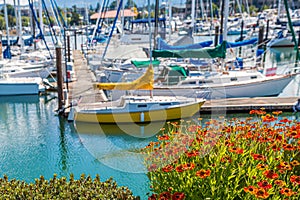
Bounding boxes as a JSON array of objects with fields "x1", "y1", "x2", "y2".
[
  {"x1": 223, "y1": 0, "x2": 229, "y2": 41},
  {"x1": 191, "y1": 0, "x2": 195, "y2": 30},
  {"x1": 4, "y1": 0, "x2": 10, "y2": 47},
  {"x1": 39, "y1": 0, "x2": 43, "y2": 33},
  {"x1": 18, "y1": 0, "x2": 24, "y2": 54}
]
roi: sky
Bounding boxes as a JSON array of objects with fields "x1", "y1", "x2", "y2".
[{"x1": 0, "y1": 0, "x2": 186, "y2": 8}]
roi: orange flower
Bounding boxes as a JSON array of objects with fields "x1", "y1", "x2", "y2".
[
  {"x1": 244, "y1": 186, "x2": 257, "y2": 194},
  {"x1": 229, "y1": 147, "x2": 244, "y2": 154},
  {"x1": 263, "y1": 170, "x2": 279, "y2": 179},
  {"x1": 255, "y1": 188, "x2": 269, "y2": 199},
  {"x1": 274, "y1": 180, "x2": 286, "y2": 187},
  {"x1": 290, "y1": 175, "x2": 300, "y2": 185},
  {"x1": 290, "y1": 160, "x2": 300, "y2": 167},
  {"x1": 172, "y1": 192, "x2": 185, "y2": 200},
  {"x1": 283, "y1": 143, "x2": 295, "y2": 151},
  {"x1": 280, "y1": 188, "x2": 294, "y2": 197},
  {"x1": 182, "y1": 163, "x2": 195, "y2": 171},
  {"x1": 221, "y1": 155, "x2": 232, "y2": 163},
  {"x1": 196, "y1": 169, "x2": 211, "y2": 179},
  {"x1": 256, "y1": 164, "x2": 268, "y2": 170},
  {"x1": 257, "y1": 180, "x2": 272, "y2": 190}
]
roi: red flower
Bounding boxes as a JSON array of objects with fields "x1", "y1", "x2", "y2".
[
  {"x1": 263, "y1": 170, "x2": 279, "y2": 179},
  {"x1": 251, "y1": 153, "x2": 266, "y2": 161},
  {"x1": 148, "y1": 193, "x2": 157, "y2": 200},
  {"x1": 280, "y1": 188, "x2": 294, "y2": 197},
  {"x1": 172, "y1": 192, "x2": 185, "y2": 200},
  {"x1": 257, "y1": 180, "x2": 272, "y2": 190},
  {"x1": 162, "y1": 165, "x2": 173, "y2": 173},
  {"x1": 175, "y1": 165, "x2": 184, "y2": 173},
  {"x1": 159, "y1": 191, "x2": 171, "y2": 200},
  {"x1": 157, "y1": 134, "x2": 170, "y2": 141},
  {"x1": 196, "y1": 169, "x2": 211, "y2": 179},
  {"x1": 186, "y1": 150, "x2": 199, "y2": 158},
  {"x1": 290, "y1": 175, "x2": 300, "y2": 185}
]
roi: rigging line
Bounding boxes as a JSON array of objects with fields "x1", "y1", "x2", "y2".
[
  {"x1": 101, "y1": 0, "x2": 123, "y2": 61},
  {"x1": 41, "y1": 0, "x2": 58, "y2": 44},
  {"x1": 90, "y1": 0, "x2": 106, "y2": 45},
  {"x1": 28, "y1": 0, "x2": 53, "y2": 59},
  {"x1": 53, "y1": 0, "x2": 67, "y2": 28},
  {"x1": 48, "y1": 0, "x2": 62, "y2": 34},
  {"x1": 97, "y1": 0, "x2": 110, "y2": 38}
]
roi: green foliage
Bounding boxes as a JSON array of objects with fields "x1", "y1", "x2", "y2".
[
  {"x1": 0, "y1": 174, "x2": 138, "y2": 199},
  {"x1": 249, "y1": 5, "x2": 259, "y2": 16}
]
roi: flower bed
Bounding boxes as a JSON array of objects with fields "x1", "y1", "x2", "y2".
[{"x1": 143, "y1": 110, "x2": 300, "y2": 199}]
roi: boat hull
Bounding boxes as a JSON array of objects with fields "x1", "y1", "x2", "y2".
[
  {"x1": 75, "y1": 100, "x2": 205, "y2": 124},
  {"x1": 132, "y1": 74, "x2": 296, "y2": 99},
  {"x1": 267, "y1": 38, "x2": 294, "y2": 48},
  {"x1": 0, "y1": 78, "x2": 44, "y2": 95}
]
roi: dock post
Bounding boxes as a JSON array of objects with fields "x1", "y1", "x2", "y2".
[
  {"x1": 214, "y1": 25, "x2": 219, "y2": 47},
  {"x1": 258, "y1": 22, "x2": 265, "y2": 49},
  {"x1": 56, "y1": 41, "x2": 64, "y2": 113},
  {"x1": 265, "y1": 19, "x2": 269, "y2": 41},
  {"x1": 67, "y1": 31, "x2": 71, "y2": 62},
  {"x1": 0, "y1": 31, "x2": 2, "y2": 60},
  {"x1": 74, "y1": 30, "x2": 77, "y2": 50}
]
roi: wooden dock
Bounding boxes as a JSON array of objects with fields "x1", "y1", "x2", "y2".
[
  {"x1": 201, "y1": 96, "x2": 299, "y2": 113},
  {"x1": 67, "y1": 50, "x2": 299, "y2": 117},
  {"x1": 68, "y1": 50, "x2": 107, "y2": 104}
]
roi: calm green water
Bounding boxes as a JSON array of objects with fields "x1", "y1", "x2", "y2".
[{"x1": 0, "y1": 94, "x2": 154, "y2": 198}]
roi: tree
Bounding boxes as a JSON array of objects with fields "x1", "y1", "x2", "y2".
[
  {"x1": 125, "y1": 0, "x2": 137, "y2": 9},
  {"x1": 109, "y1": 0, "x2": 117, "y2": 10}
]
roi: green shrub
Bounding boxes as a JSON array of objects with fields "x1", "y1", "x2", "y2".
[{"x1": 0, "y1": 173, "x2": 139, "y2": 200}]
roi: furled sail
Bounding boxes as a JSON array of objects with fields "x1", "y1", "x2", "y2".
[
  {"x1": 94, "y1": 65, "x2": 154, "y2": 90},
  {"x1": 157, "y1": 37, "x2": 213, "y2": 50},
  {"x1": 152, "y1": 41, "x2": 227, "y2": 59}
]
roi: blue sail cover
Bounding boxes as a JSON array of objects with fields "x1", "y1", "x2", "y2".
[
  {"x1": 3, "y1": 46, "x2": 11, "y2": 59},
  {"x1": 226, "y1": 37, "x2": 257, "y2": 48},
  {"x1": 157, "y1": 37, "x2": 213, "y2": 50}
]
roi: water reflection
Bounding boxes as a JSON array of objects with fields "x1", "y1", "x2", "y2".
[{"x1": 74, "y1": 120, "x2": 169, "y2": 173}]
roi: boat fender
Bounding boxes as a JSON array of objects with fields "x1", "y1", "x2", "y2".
[{"x1": 293, "y1": 99, "x2": 300, "y2": 113}]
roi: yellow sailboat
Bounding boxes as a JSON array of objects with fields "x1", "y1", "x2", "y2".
[{"x1": 74, "y1": 65, "x2": 205, "y2": 124}]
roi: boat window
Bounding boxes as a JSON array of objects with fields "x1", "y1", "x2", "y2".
[
  {"x1": 199, "y1": 80, "x2": 213, "y2": 84},
  {"x1": 250, "y1": 76, "x2": 257, "y2": 79},
  {"x1": 230, "y1": 77, "x2": 238, "y2": 81},
  {"x1": 182, "y1": 81, "x2": 197, "y2": 85},
  {"x1": 160, "y1": 103, "x2": 172, "y2": 106},
  {"x1": 137, "y1": 104, "x2": 147, "y2": 108}
]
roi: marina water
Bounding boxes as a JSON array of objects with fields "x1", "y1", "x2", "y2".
[{"x1": 0, "y1": 42, "x2": 299, "y2": 199}]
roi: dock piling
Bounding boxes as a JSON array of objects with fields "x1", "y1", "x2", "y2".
[{"x1": 56, "y1": 41, "x2": 64, "y2": 113}]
